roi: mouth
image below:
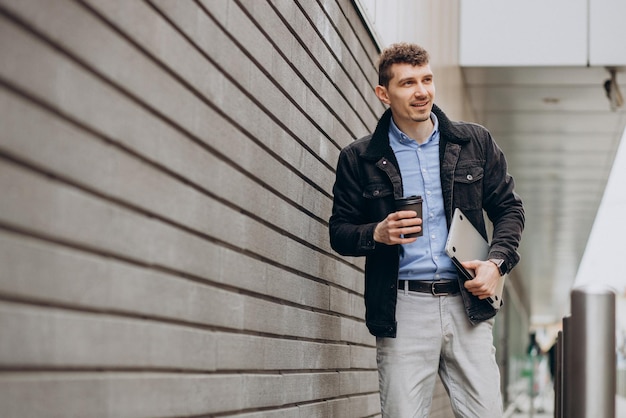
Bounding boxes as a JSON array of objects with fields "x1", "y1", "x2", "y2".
[{"x1": 411, "y1": 100, "x2": 429, "y2": 108}]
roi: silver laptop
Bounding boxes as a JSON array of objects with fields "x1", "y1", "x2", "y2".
[{"x1": 445, "y1": 208, "x2": 504, "y2": 310}]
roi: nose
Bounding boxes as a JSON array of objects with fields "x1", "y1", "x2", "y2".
[{"x1": 414, "y1": 82, "x2": 427, "y2": 96}]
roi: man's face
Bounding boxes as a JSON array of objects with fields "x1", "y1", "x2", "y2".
[{"x1": 376, "y1": 63, "x2": 435, "y2": 125}]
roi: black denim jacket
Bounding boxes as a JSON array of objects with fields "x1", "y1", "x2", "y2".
[{"x1": 329, "y1": 105, "x2": 524, "y2": 337}]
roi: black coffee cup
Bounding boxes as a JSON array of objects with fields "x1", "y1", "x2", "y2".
[{"x1": 395, "y1": 195, "x2": 423, "y2": 238}]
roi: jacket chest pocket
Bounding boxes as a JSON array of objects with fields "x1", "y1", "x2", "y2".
[
  {"x1": 363, "y1": 183, "x2": 394, "y2": 220},
  {"x1": 453, "y1": 165, "x2": 483, "y2": 209},
  {"x1": 363, "y1": 183, "x2": 393, "y2": 199}
]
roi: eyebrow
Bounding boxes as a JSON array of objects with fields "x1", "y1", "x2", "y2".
[
  {"x1": 396, "y1": 76, "x2": 416, "y2": 84},
  {"x1": 397, "y1": 74, "x2": 432, "y2": 84}
]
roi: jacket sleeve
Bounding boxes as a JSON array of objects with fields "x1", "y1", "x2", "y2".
[
  {"x1": 329, "y1": 147, "x2": 380, "y2": 256},
  {"x1": 482, "y1": 130, "x2": 525, "y2": 274}
]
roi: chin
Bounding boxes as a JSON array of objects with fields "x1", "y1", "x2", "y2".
[{"x1": 412, "y1": 113, "x2": 431, "y2": 123}]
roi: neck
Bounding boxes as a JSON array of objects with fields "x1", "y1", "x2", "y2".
[{"x1": 393, "y1": 115, "x2": 434, "y2": 144}]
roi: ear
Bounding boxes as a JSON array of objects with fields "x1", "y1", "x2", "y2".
[{"x1": 375, "y1": 85, "x2": 391, "y2": 105}]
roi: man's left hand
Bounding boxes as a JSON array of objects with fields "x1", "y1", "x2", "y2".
[{"x1": 460, "y1": 260, "x2": 501, "y2": 300}]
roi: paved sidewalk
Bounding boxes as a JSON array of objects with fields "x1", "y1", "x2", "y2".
[
  {"x1": 618, "y1": 395, "x2": 626, "y2": 417},
  {"x1": 505, "y1": 389, "x2": 553, "y2": 418},
  {"x1": 507, "y1": 390, "x2": 626, "y2": 418}
]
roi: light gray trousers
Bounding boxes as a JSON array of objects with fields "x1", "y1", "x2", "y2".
[{"x1": 376, "y1": 286, "x2": 503, "y2": 418}]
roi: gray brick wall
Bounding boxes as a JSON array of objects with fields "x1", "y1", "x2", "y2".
[
  {"x1": 0, "y1": 0, "x2": 461, "y2": 416},
  {"x1": 0, "y1": 0, "x2": 386, "y2": 416}
]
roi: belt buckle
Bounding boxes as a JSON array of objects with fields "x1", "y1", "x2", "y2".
[{"x1": 431, "y1": 281, "x2": 449, "y2": 296}]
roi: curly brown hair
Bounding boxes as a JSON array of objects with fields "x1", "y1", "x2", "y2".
[{"x1": 378, "y1": 43, "x2": 430, "y2": 87}]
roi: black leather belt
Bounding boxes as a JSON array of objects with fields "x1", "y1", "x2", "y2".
[{"x1": 398, "y1": 279, "x2": 460, "y2": 296}]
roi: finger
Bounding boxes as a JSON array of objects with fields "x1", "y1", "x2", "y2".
[
  {"x1": 461, "y1": 259, "x2": 480, "y2": 269},
  {"x1": 390, "y1": 229, "x2": 421, "y2": 243},
  {"x1": 395, "y1": 210, "x2": 418, "y2": 220},
  {"x1": 403, "y1": 225, "x2": 422, "y2": 235},
  {"x1": 468, "y1": 282, "x2": 494, "y2": 298},
  {"x1": 395, "y1": 218, "x2": 422, "y2": 229},
  {"x1": 464, "y1": 278, "x2": 483, "y2": 292},
  {"x1": 397, "y1": 236, "x2": 418, "y2": 244}
]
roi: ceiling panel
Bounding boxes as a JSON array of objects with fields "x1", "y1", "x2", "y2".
[{"x1": 468, "y1": 86, "x2": 613, "y2": 112}]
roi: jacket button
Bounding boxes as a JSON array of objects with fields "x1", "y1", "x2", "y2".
[
  {"x1": 382, "y1": 160, "x2": 387, "y2": 165},
  {"x1": 373, "y1": 190, "x2": 380, "y2": 196},
  {"x1": 466, "y1": 174, "x2": 473, "y2": 181}
]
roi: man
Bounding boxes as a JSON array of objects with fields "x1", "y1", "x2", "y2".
[{"x1": 329, "y1": 43, "x2": 524, "y2": 417}]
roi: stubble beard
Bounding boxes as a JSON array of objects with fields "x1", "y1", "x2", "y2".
[
  {"x1": 411, "y1": 112, "x2": 431, "y2": 123},
  {"x1": 409, "y1": 100, "x2": 432, "y2": 124}
]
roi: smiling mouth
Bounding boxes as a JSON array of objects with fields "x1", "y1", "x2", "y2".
[{"x1": 411, "y1": 101, "x2": 429, "y2": 108}]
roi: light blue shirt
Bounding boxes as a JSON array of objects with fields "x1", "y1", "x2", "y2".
[{"x1": 388, "y1": 114, "x2": 458, "y2": 281}]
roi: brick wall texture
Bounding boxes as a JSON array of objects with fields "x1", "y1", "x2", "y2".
[{"x1": 0, "y1": 0, "x2": 455, "y2": 416}]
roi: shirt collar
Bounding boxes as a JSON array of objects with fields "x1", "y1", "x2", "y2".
[{"x1": 389, "y1": 113, "x2": 440, "y2": 146}]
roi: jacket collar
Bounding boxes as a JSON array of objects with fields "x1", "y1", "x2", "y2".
[{"x1": 362, "y1": 104, "x2": 470, "y2": 160}]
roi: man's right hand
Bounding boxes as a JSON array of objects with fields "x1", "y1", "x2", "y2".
[{"x1": 373, "y1": 211, "x2": 422, "y2": 245}]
